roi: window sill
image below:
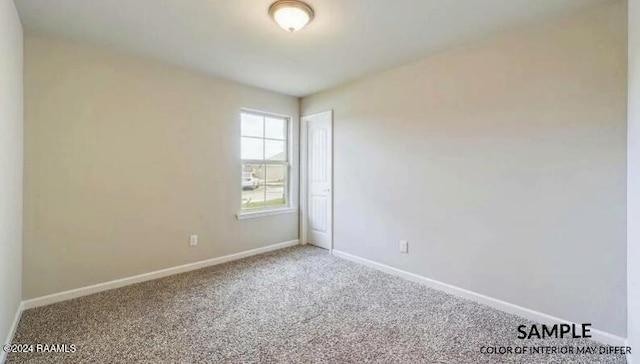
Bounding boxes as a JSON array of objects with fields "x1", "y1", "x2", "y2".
[{"x1": 236, "y1": 207, "x2": 297, "y2": 220}]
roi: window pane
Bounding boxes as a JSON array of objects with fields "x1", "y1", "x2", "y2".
[
  {"x1": 265, "y1": 117, "x2": 286, "y2": 140},
  {"x1": 241, "y1": 137, "x2": 264, "y2": 160},
  {"x1": 265, "y1": 165, "x2": 286, "y2": 208},
  {"x1": 241, "y1": 113, "x2": 263, "y2": 138},
  {"x1": 265, "y1": 139, "x2": 286, "y2": 161},
  {"x1": 242, "y1": 164, "x2": 265, "y2": 209}
]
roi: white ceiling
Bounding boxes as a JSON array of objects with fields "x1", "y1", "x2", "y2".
[{"x1": 15, "y1": 0, "x2": 608, "y2": 97}]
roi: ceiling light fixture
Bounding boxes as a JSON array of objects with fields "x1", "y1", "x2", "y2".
[{"x1": 269, "y1": 0, "x2": 314, "y2": 33}]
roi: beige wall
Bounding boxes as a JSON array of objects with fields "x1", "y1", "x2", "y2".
[
  {"x1": 302, "y1": 2, "x2": 627, "y2": 337},
  {"x1": 23, "y1": 34, "x2": 300, "y2": 299},
  {"x1": 0, "y1": 0, "x2": 23, "y2": 347},
  {"x1": 629, "y1": 0, "x2": 639, "y2": 355}
]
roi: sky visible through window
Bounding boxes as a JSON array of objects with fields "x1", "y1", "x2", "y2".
[{"x1": 241, "y1": 113, "x2": 286, "y2": 161}]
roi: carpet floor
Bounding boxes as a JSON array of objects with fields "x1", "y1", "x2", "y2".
[{"x1": 8, "y1": 246, "x2": 626, "y2": 364}]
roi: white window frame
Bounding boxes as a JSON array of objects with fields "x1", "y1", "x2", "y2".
[{"x1": 237, "y1": 109, "x2": 296, "y2": 220}]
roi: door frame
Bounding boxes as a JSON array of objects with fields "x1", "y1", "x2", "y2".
[{"x1": 300, "y1": 110, "x2": 334, "y2": 252}]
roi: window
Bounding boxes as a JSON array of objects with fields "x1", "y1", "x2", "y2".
[{"x1": 240, "y1": 110, "x2": 289, "y2": 212}]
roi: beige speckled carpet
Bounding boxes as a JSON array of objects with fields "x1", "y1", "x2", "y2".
[{"x1": 8, "y1": 246, "x2": 626, "y2": 363}]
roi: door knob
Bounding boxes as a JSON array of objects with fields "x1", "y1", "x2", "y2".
[{"x1": 324, "y1": 188, "x2": 331, "y2": 192}]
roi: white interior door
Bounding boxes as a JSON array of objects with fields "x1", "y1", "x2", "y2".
[{"x1": 305, "y1": 111, "x2": 332, "y2": 250}]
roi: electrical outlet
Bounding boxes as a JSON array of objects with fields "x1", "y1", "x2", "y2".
[
  {"x1": 399, "y1": 240, "x2": 408, "y2": 253},
  {"x1": 189, "y1": 234, "x2": 198, "y2": 247}
]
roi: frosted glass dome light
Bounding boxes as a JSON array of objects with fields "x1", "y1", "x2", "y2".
[{"x1": 269, "y1": 1, "x2": 314, "y2": 33}]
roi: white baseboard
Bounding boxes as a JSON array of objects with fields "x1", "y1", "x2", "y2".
[
  {"x1": 22, "y1": 240, "x2": 299, "y2": 310},
  {"x1": 331, "y1": 249, "x2": 627, "y2": 347},
  {"x1": 1, "y1": 301, "x2": 24, "y2": 364}
]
